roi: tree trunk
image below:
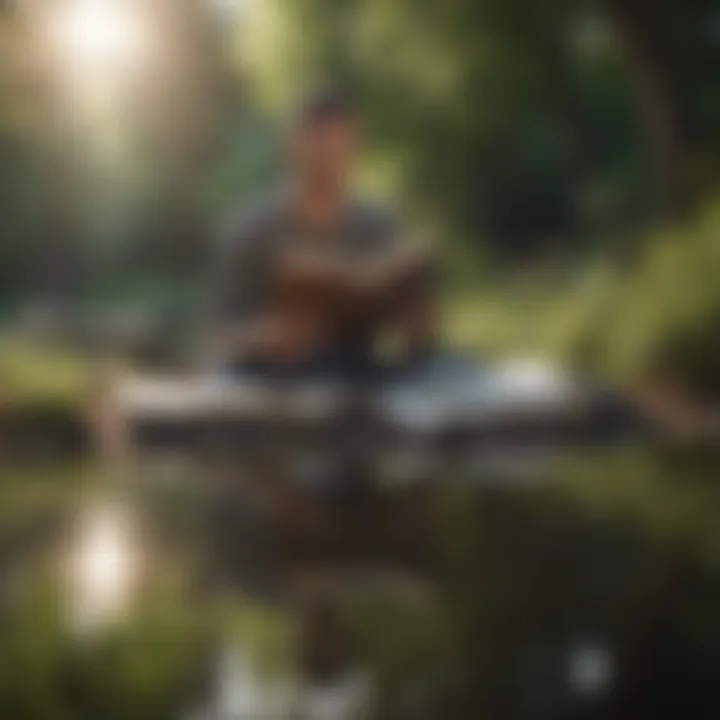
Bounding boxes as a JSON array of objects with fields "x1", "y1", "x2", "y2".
[
  {"x1": 535, "y1": 22, "x2": 596, "y2": 207},
  {"x1": 607, "y1": 0, "x2": 690, "y2": 211}
]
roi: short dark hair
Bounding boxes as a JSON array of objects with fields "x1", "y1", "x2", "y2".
[{"x1": 292, "y1": 85, "x2": 355, "y2": 129}]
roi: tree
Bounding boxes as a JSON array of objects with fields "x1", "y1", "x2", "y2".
[{"x1": 605, "y1": 0, "x2": 690, "y2": 210}]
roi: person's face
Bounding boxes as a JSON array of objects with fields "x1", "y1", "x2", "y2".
[{"x1": 289, "y1": 116, "x2": 358, "y2": 190}]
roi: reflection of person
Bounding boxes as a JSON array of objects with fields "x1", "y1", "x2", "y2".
[{"x1": 207, "y1": 87, "x2": 436, "y2": 377}]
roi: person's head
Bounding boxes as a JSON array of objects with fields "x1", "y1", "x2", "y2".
[{"x1": 286, "y1": 86, "x2": 358, "y2": 194}]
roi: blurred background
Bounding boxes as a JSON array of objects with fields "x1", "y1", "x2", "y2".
[{"x1": 1, "y1": 0, "x2": 720, "y2": 718}]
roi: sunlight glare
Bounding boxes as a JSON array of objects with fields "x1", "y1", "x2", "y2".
[{"x1": 54, "y1": 0, "x2": 144, "y2": 69}]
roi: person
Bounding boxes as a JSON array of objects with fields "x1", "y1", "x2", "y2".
[
  {"x1": 200, "y1": 84, "x2": 439, "y2": 611},
  {"x1": 206, "y1": 86, "x2": 436, "y2": 381}
]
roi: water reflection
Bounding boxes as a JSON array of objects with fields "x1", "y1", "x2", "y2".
[
  {"x1": 189, "y1": 641, "x2": 371, "y2": 720},
  {"x1": 68, "y1": 501, "x2": 137, "y2": 631},
  {"x1": 568, "y1": 641, "x2": 615, "y2": 698}
]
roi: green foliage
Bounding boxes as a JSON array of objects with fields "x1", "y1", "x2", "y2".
[
  {"x1": 0, "y1": 340, "x2": 91, "y2": 409},
  {"x1": 0, "y1": 580, "x2": 212, "y2": 720},
  {"x1": 445, "y1": 198, "x2": 720, "y2": 397},
  {"x1": 556, "y1": 201, "x2": 720, "y2": 392},
  {"x1": 249, "y1": 0, "x2": 720, "y2": 260}
]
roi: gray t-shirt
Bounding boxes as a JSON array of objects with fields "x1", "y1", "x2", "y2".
[{"x1": 209, "y1": 195, "x2": 398, "y2": 356}]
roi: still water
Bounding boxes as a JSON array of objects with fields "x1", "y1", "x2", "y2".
[{"x1": 0, "y1": 451, "x2": 719, "y2": 719}]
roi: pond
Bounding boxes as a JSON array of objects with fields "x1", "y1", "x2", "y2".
[{"x1": 0, "y1": 450, "x2": 719, "y2": 719}]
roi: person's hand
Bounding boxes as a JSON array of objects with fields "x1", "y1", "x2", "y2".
[{"x1": 207, "y1": 314, "x2": 318, "y2": 365}]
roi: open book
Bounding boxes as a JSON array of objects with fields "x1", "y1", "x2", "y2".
[
  {"x1": 216, "y1": 240, "x2": 434, "y2": 363},
  {"x1": 274, "y1": 240, "x2": 433, "y2": 315}
]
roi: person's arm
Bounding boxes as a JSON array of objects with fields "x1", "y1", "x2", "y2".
[
  {"x1": 358, "y1": 203, "x2": 439, "y2": 360},
  {"x1": 388, "y1": 245, "x2": 439, "y2": 358},
  {"x1": 203, "y1": 215, "x2": 280, "y2": 367},
  {"x1": 203, "y1": 214, "x2": 320, "y2": 367}
]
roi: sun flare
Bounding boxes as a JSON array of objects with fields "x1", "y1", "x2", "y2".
[{"x1": 53, "y1": 0, "x2": 145, "y2": 70}]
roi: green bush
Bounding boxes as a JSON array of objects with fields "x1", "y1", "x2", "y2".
[{"x1": 567, "y1": 201, "x2": 720, "y2": 394}]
